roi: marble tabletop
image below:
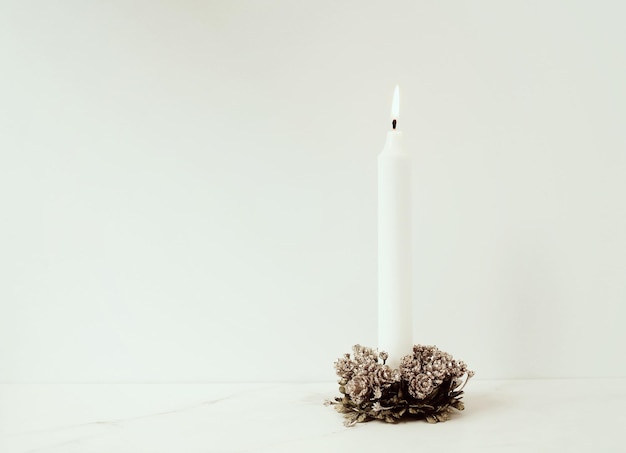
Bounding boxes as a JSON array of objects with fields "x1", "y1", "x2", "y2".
[{"x1": 1, "y1": 379, "x2": 624, "y2": 452}]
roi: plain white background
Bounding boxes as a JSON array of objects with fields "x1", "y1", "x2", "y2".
[{"x1": 1, "y1": 0, "x2": 625, "y2": 383}]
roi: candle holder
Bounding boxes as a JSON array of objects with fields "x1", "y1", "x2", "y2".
[{"x1": 326, "y1": 344, "x2": 473, "y2": 426}]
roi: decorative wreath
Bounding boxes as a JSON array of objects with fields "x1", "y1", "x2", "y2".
[{"x1": 327, "y1": 344, "x2": 474, "y2": 426}]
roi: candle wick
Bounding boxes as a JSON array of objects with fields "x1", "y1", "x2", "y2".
[{"x1": 392, "y1": 119, "x2": 397, "y2": 130}]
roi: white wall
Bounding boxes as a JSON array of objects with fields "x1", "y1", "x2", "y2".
[{"x1": 1, "y1": 0, "x2": 625, "y2": 382}]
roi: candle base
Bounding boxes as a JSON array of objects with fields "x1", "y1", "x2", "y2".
[{"x1": 326, "y1": 344, "x2": 474, "y2": 426}]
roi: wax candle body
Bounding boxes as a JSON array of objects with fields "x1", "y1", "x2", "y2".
[{"x1": 377, "y1": 125, "x2": 413, "y2": 368}]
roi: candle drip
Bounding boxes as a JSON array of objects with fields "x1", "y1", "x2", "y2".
[{"x1": 392, "y1": 119, "x2": 397, "y2": 130}]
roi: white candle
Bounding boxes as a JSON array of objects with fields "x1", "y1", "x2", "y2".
[{"x1": 378, "y1": 85, "x2": 413, "y2": 368}]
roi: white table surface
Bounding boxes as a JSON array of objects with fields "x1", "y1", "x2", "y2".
[{"x1": 1, "y1": 379, "x2": 624, "y2": 452}]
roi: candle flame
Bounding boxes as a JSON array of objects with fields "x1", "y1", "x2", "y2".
[{"x1": 391, "y1": 85, "x2": 400, "y2": 127}]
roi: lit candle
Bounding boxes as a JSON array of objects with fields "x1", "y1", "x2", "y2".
[{"x1": 378, "y1": 85, "x2": 413, "y2": 368}]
